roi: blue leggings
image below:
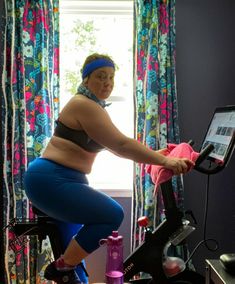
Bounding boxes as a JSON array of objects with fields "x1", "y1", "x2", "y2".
[{"x1": 24, "y1": 158, "x2": 124, "y2": 253}]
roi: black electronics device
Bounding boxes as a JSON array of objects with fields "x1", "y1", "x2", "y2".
[
  {"x1": 200, "y1": 105, "x2": 235, "y2": 165},
  {"x1": 220, "y1": 253, "x2": 235, "y2": 275}
]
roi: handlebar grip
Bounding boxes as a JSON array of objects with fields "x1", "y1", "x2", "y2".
[
  {"x1": 195, "y1": 144, "x2": 214, "y2": 166},
  {"x1": 187, "y1": 140, "x2": 194, "y2": 146}
]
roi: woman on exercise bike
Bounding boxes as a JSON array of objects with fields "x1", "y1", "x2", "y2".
[{"x1": 24, "y1": 53, "x2": 194, "y2": 284}]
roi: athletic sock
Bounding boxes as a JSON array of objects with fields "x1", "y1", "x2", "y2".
[{"x1": 55, "y1": 255, "x2": 77, "y2": 272}]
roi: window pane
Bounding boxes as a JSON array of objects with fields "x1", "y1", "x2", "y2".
[{"x1": 60, "y1": 1, "x2": 134, "y2": 191}]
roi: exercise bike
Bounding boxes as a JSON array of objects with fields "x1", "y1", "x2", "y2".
[
  {"x1": 5, "y1": 107, "x2": 234, "y2": 283},
  {"x1": 123, "y1": 105, "x2": 235, "y2": 284}
]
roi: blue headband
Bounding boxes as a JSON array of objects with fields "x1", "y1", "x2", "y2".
[{"x1": 82, "y1": 58, "x2": 115, "y2": 80}]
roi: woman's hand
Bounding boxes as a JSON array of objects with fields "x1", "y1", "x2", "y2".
[
  {"x1": 163, "y1": 156, "x2": 195, "y2": 175},
  {"x1": 156, "y1": 148, "x2": 170, "y2": 156}
]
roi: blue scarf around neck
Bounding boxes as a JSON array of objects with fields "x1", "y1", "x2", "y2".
[{"x1": 77, "y1": 84, "x2": 111, "y2": 108}]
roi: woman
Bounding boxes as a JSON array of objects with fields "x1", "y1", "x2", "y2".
[{"x1": 24, "y1": 53, "x2": 194, "y2": 283}]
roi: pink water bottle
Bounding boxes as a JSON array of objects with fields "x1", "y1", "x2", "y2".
[{"x1": 105, "y1": 231, "x2": 124, "y2": 284}]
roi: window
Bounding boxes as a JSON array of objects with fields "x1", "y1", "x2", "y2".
[{"x1": 60, "y1": 1, "x2": 134, "y2": 196}]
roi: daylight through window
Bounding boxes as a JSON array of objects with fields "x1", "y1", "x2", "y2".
[{"x1": 60, "y1": 1, "x2": 134, "y2": 195}]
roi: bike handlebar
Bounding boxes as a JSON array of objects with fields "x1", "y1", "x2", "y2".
[
  {"x1": 190, "y1": 141, "x2": 225, "y2": 175},
  {"x1": 195, "y1": 144, "x2": 215, "y2": 167}
]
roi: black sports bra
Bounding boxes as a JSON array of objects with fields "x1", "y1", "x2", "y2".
[{"x1": 54, "y1": 120, "x2": 104, "y2": 153}]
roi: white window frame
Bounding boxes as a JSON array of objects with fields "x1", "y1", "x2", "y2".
[{"x1": 60, "y1": 0, "x2": 134, "y2": 197}]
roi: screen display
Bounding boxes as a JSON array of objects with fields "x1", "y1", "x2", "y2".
[{"x1": 201, "y1": 106, "x2": 235, "y2": 164}]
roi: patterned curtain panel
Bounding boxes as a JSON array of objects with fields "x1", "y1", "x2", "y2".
[
  {"x1": 2, "y1": 0, "x2": 59, "y2": 283},
  {"x1": 132, "y1": 0, "x2": 185, "y2": 252},
  {"x1": 0, "y1": 0, "x2": 6, "y2": 281}
]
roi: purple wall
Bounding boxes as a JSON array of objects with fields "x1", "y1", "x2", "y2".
[{"x1": 176, "y1": 0, "x2": 235, "y2": 275}]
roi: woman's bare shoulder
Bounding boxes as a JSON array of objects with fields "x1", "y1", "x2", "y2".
[
  {"x1": 59, "y1": 94, "x2": 107, "y2": 125},
  {"x1": 66, "y1": 94, "x2": 102, "y2": 110}
]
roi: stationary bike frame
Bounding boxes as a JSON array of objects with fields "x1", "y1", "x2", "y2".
[{"x1": 123, "y1": 144, "x2": 214, "y2": 284}]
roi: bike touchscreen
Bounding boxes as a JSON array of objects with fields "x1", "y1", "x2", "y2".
[{"x1": 200, "y1": 105, "x2": 235, "y2": 165}]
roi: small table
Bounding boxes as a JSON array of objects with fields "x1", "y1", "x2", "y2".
[{"x1": 205, "y1": 259, "x2": 235, "y2": 284}]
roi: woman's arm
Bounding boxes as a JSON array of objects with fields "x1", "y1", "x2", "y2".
[{"x1": 70, "y1": 97, "x2": 194, "y2": 174}]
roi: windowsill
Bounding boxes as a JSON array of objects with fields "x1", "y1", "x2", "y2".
[
  {"x1": 100, "y1": 188, "x2": 132, "y2": 197},
  {"x1": 90, "y1": 184, "x2": 132, "y2": 197}
]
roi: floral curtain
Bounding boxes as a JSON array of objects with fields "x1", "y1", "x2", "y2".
[
  {"x1": 132, "y1": 0, "x2": 185, "y2": 253},
  {"x1": 1, "y1": 0, "x2": 59, "y2": 283},
  {"x1": 0, "y1": 0, "x2": 6, "y2": 281}
]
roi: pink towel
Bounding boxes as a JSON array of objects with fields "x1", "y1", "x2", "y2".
[{"x1": 146, "y1": 143, "x2": 200, "y2": 196}]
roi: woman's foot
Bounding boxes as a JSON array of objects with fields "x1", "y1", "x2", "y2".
[{"x1": 44, "y1": 261, "x2": 81, "y2": 283}]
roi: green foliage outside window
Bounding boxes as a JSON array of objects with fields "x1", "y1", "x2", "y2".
[{"x1": 62, "y1": 20, "x2": 97, "y2": 95}]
